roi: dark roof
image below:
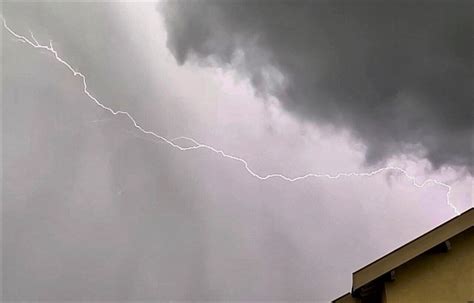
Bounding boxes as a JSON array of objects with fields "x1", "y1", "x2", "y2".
[
  {"x1": 332, "y1": 292, "x2": 358, "y2": 303},
  {"x1": 352, "y1": 207, "x2": 473, "y2": 290},
  {"x1": 333, "y1": 207, "x2": 474, "y2": 302}
]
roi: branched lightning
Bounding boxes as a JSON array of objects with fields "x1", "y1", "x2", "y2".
[{"x1": 2, "y1": 18, "x2": 460, "y2": 215}]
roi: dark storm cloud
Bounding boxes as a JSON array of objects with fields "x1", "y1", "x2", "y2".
[
  {"x1": 3, "y1": 2, "x2": 468, "y2": 301},
  {"x1": 160, "y1": 1, "x2": 473, "y2": 172}
]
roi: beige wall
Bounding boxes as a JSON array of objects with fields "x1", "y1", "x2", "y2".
[{"x1": 384, "y1": 227, "x2": 474, "y2": 303}]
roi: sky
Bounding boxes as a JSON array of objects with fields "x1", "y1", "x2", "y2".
[{"x1": 1, "y1": 1, "x2": 472, "y2": 302}]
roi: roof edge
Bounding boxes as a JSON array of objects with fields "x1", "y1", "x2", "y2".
[{"x1": 352, "y1": 207, "x2": 473, "y2": 291}]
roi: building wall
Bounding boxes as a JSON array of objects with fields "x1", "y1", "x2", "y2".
[{"x1": 384, "y1": 227, "x2": 474, "y2": 303}]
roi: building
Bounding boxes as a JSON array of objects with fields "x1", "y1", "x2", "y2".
[{"x1": 333, "y1": 207, "x2": 473, "y2": 303}]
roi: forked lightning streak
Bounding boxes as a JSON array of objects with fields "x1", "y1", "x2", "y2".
[{"x1": 2, "y1": 18, "x2": 460, "y2": 215}]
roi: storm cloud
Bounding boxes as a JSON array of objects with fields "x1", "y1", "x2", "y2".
[
  {"x1": 2, "y1": 2, "x2": 472, "y2": 301},
  {"x1": 161, "y1": 1, "x2": 473, "y2": 173}
]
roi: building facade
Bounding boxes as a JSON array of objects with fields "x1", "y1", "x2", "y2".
[{"x1": 333, "y1": 208, "x2": 473, "y2": 303}]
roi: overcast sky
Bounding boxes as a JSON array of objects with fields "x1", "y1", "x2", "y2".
[{"x1": 2, "y1": 1, "x2": 472, "y2": 302}]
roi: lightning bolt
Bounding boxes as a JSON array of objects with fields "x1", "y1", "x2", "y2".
[{"x1": 2, "y1": 18, "x2": 460, "y2": 216}]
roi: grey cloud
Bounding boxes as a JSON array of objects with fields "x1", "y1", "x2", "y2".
[
  {"x1": 160, "y1": 0, "x2": 473, "y2": 173},
  {"x1": 2, "y1": 2, "x2": 466, "y2": 301}
]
